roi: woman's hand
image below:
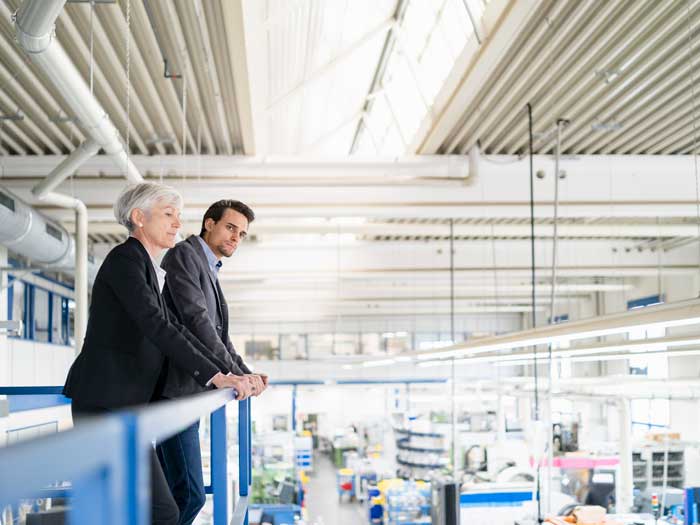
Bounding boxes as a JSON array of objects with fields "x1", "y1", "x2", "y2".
[{"x1": 211, "y1": 372, "x2": 253, "y2": 400}]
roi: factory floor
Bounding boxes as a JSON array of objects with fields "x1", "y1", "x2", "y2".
[{"x1": 305, "y1": 451, "x2": 368, "y2": 525}]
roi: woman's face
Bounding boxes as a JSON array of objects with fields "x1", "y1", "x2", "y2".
[{"x1": 139, "y1": 200, "x2": 182, "y2": 250}]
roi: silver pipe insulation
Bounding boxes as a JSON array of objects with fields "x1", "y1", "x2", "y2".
[
  {"x1": 14, "y1": 0, "x2": 143, "y2": 184},
  {"x1": 15, "y1": 0, "x2": 143, "y2": 350},
  {"x1": 0, "y1": 186, "x2": 99, "y2": 283}
]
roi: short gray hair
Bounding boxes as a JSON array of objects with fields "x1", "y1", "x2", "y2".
[{"x1": 114, "y1": 182, "x2": 183, "y2": 232}]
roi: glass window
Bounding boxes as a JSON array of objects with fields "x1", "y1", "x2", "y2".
[
  {"x1": 34, "y1": 288, "x2": 50, "y2": 343},
  {"x1": 66, "y1": 298, "x2": 75, "y2": 348},
  {"x1": 244, "y1": 335, "x2": 279, "y2": 360},
  {"x1": 280, "y1": 334, "x2": 308, "y2": 360},
  {"x1": 51, "y1": 295, "x2": 62, "y2": 344},
  {"x1": 360, "y1": 333, "x2": 381, "y2": 355},
  {"x1": 627, "y1": 296, "x2": 667, "y2": 378},
  {"x1": 10, "y1": 279, "x2": 25, "y2": 330}
]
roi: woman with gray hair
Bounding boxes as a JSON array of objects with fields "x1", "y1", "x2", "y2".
[{"x1": 63, "y1": 182, "x2": 253, "y2": 525}]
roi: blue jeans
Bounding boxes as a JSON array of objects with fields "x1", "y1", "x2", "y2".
[{"x1": 156, "y1": 421, "x2": 205, "y2": 525}]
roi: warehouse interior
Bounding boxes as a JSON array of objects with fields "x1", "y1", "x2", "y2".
[{"x1": 1, "y1": 0, "x2": 700, "y2": 524}]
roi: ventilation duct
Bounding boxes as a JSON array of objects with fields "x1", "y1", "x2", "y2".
[{"x1": 0, "y1": 186, "x2": 100, "y2": 284}]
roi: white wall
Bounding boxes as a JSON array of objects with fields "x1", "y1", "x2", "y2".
[{"x1": 3, "y1": 338, "x2": 73, "y2": 386}]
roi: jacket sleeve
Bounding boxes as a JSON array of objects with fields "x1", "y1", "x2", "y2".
[
  {"x1": 161, "y1": 246, "x2": 246, "y2": 375},
  {"x1": 105, "y1": 252, "x2": 221, "y2": 386},
  {"x1": 166, "y1": 302, "x2": 232, "y2": 373},
  {"x1": 225, "y1": 336, "x2": 252, "y2": 374}
]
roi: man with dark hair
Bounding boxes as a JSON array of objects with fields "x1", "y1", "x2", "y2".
[{"x1": 157, "y1": 199, "x2": 268, "y2": 525}]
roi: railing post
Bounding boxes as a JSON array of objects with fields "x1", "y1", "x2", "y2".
[
  {"x1": 120, "y1": 413, "x2": 148, "y2": 525},
  {"x1": 211, "y1": 405, "x2": 228, "y2": 525},
  {"x1": 238, "y1": 399, "x2": 250, "y2": 525}
]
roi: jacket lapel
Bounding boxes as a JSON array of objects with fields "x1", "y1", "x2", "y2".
[
  {"x1": 128, "y1": 237, "x2": 165, "y2": 310},
  {"x1": 188, "y1": 236, "x2": 224, "y2": 320}
]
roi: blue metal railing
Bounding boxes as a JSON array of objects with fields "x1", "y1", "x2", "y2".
[{"x1": 0, "y1": 386, "x2": 252, "y2": 525}]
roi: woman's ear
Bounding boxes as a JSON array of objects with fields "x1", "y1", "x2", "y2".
[{"x1": 131, "y1": 208, "x2": 145, "y2": 228}]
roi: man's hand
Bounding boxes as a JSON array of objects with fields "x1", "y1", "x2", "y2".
[
  {"x1": 259, "y1": 373, "x2": 269, "y2": 387},
  {"x1": 211, "y1": 372, "x2": 253, "y2": 400},
  {"x1": 246, "y1": 374, "x2": 265, "y2": 396}
]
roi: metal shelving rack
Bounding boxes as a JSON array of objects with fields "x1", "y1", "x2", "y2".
[{"x1": 632, "y1": 446, "x2": 685, "y2": 492}]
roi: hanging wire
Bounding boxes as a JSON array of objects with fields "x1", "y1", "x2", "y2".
[
  {"x1": 526, "y1": 102, "x2": 543, "y2": 524},
  {"x1": 125, "y1": 0, "x2": 131, "y2": 164},
  {"x1": 449, "y1": 218, "x2": 458, "y2": 480},
  {"x1": 89, "y1": 0, "x2": 94, "y2": 95},
  {"x1": 687, "y1": 0, "x2": 700, "y2": 293},
  {"x1": 181, "y1": 75, "x2": 188, "y2": 156},
  {"x1": 0, "y1": 119, "x2": 4, "y2": 178}
]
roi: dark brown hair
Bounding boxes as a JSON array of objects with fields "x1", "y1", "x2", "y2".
[{"x1": 200, "y1": 200, "x2": 255, "y2": 236}]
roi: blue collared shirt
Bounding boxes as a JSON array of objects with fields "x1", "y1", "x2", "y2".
[{"x1": 196, "y1": 235, "x2": 223, "y2": 275}]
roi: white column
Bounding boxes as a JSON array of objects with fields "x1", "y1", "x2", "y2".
[{"x1": 617, "y1": 398, "x2": 634, "y2": 512}]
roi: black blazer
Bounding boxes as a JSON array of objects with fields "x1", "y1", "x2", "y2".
[
  {"x1": 63, "y1": 237, "x2": 224, "y2": 410},
  {"x1": 161, "y1": 235, "x2": 251, "y2": 398}
]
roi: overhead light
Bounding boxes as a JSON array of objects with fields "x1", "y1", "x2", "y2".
[
  {"x1": 362, "y1": 298, "x2": 700, "y2": 367},
  {"x1": 362, "y1": 358, "x2": 396, "y2": 367},
  {"x1": 417, "y1": 334, "x2": 700, "y2": 368},
  {"x1": 494, "y1": 348, "x2": 700, "y2": 367},
  {"x1": 395, "y1": 356, "x2": 413, "y2": 363}
]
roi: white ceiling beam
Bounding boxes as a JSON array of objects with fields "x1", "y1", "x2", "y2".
[
  {"x1": 128, "y1": 0, "x2": 193, "y2": 153},
  {"x1": 590, "y1": 77, "x2": 694, "y2": 154},
  {"x1": 158, "y1": 1, "x2": 217, "y2": 154},
  {"x1": 55, "y1": 7, "x2": 148, "y2": 155},
  {"x1": 448, "y1": 0, "x2": 589, "y2": 154},
  {"x1": 183, "y1": 0, "x2": 233, "y2": 155},
  {"x1": 475, "y1": 0, "x2": 642, "y2": 153},
  {"x1": 0, "y1": 126, "x2": 27, "y2": 155},
  {"x1": 0, "y1": 62, "x2": 63, "y2": 154},
  {"x1": 104, "y1": 3, "x2": 182, "y2": 155},
  {"x1": 218, "y1": 0, "x2": 256, "y2": 154},
  {"x1": 566, "y1": 59, "x2": 694, "y2": 154},
  {"x1": 74, "y1": 218, "x2": 700, "y2": 239},
  {"x1": 414, "y1": 0, "x2": 545, "y2": 153},
  {"x1": 654, "y1": 117, "x2": 700, "y2": 154},
  {"x1": 80, "y1": 5, "x2": 166, "y2": 155},
  {"x1": 0, "y1": 4, "x2": 84, "y2": 147},
  {"x1": 536, "y1": 1, "x2": 700, "y2": 156},
  {"x1": 491, "y1": 0, "x2": 674, "y2": 154}
]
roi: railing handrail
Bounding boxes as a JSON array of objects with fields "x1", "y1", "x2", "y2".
[{"x1": 0, "y1": 388, "x2": 252, "y2": 525}]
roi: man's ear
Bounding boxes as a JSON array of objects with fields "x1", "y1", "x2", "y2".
[{"x1": 205, "y1": 217, "x2": 215, "y2": 232}]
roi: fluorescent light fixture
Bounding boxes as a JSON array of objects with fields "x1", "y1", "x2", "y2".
[
  {"x1": 413, "y1": 299, "x2": 700, "y2": 362},
  {"x1": 417, "y1": 335, "x2": 700, "y2": 368},
  {"x1": 362, "y1": 358, "x2": 396, "y2": 367},
  {"x1": 342, "y1": 364, "x2": 354, "y2": 370},
  {"x1": 494, "y1": 348, "x2": 700, "y2": 367},
  {"x1": 395, "y1": 356, "x2": 414, "y2": 363}
]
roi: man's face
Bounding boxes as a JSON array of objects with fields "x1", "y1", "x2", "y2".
[{"x1": 204, "y1": 208, "x2": 249, "y2": 259}]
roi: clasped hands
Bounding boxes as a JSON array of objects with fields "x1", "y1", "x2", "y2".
[{"x1": 211, "y1": 371, "x2": 268, "y2": 400}]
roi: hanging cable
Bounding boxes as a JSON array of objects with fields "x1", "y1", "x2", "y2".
[
  {"x1": 181, "y1": 75, "x2": 188, "y2": 156},
  {"x1": 89, "y1": 0, "x2": 94, "y2": 95},
  {"x1": 527, "y1": 102, "x2": 542, "y2": 524},
  {"x1": 449, "y1": 218, "x2": 458, "y2": 480},
  {"x1": 125, "y1": 0, "x2": 131, "y2": 166},
  {"x1": 545, "y1": 118, "x2": 567, "y2": 517},
  {"x1": 687, "y1": 0, "x2": 700, "y2": 293}
]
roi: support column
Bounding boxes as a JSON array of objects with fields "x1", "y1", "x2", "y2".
[{"x1": 617, "y1": 398, "x2": 634, "y2": 512}]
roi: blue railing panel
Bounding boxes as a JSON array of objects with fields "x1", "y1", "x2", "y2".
[
  {"x1": 0, "y1": 387, "x2": 251, "y2": 525},
  {"x1": 211, "y1": 405, "x2": 228, "y2": 525},
  {"x1": 0, "y1": 416, "x2": 130, "y2": 525}
]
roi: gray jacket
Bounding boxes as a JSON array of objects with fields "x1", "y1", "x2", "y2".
[{"x1": 160, "y1": 235, "x2": 251, "y2": 398}]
